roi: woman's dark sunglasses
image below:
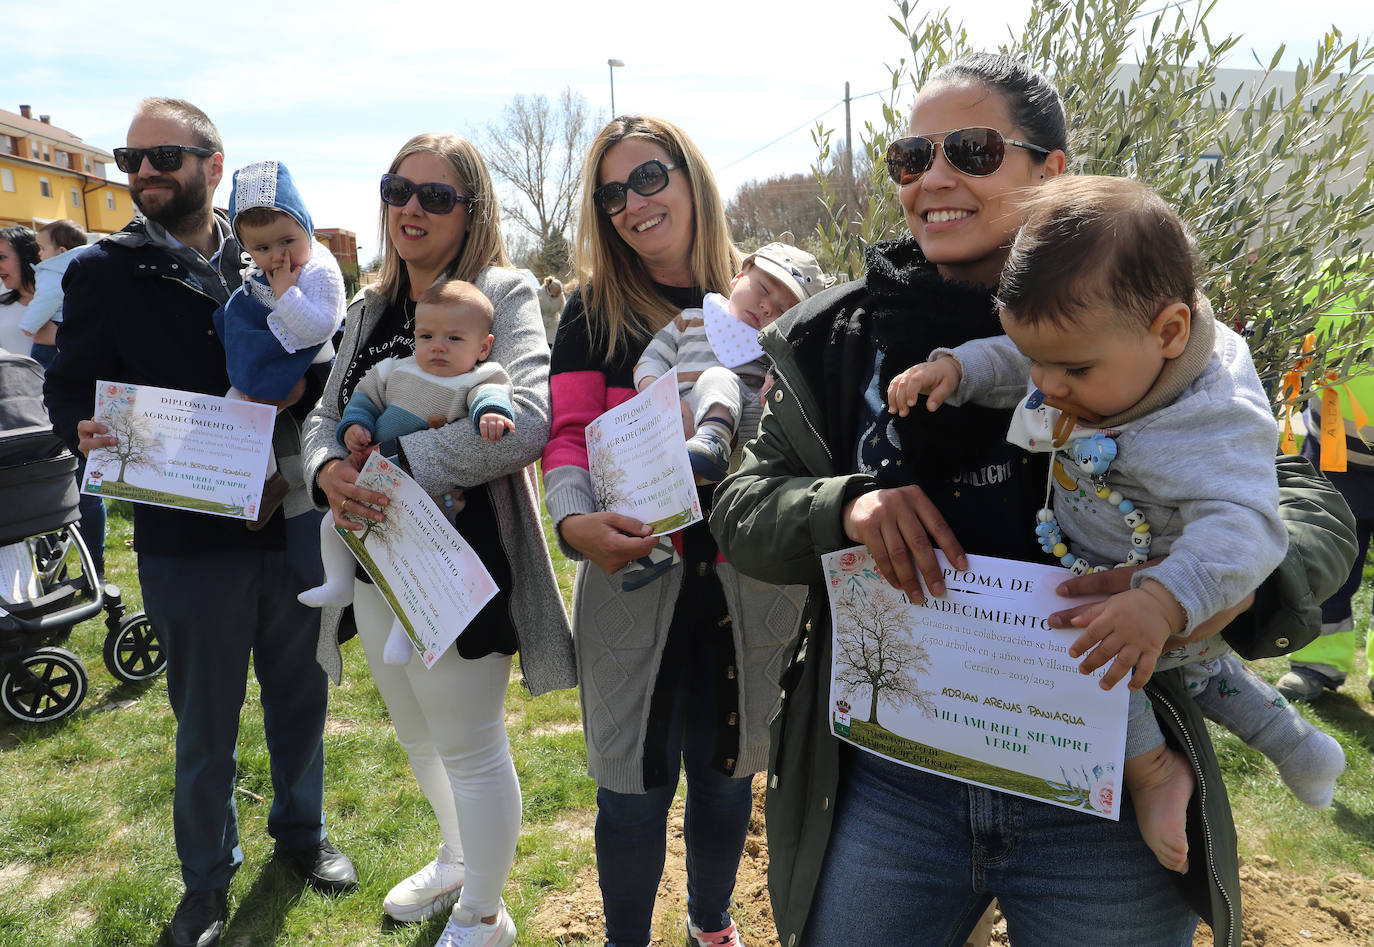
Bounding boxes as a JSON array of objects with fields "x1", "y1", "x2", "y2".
[
  {"x1": 113, "y1": 144, "x2": 215, "y2": 174},
  {"x1": 380, "y1": 173, "x2": 476, "y2": 215},
  {"x1": 885, "y1": 127, "x2": 1051, "y2": 185},
  {"x1": 592, "y1": 159, "x2": 679, "y2": 216}
]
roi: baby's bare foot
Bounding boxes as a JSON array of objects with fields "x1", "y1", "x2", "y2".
[{"x1": 1124, "y1": 744, "x2": 1194, "y2": 873}]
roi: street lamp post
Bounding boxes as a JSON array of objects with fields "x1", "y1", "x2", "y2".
[{"x1": 608, "y1": 59, "x2": 624, "y2": 116}]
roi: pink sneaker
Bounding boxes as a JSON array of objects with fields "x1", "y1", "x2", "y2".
[{"x1": 687, "y1": 918, "x2": 745, "y2": 947}]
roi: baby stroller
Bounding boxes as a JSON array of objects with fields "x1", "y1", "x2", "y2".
[{"x1": 0, "y1": 352, "x2": 164, "y2": 724}]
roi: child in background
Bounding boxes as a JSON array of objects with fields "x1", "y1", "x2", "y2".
[
  {"x1": 25, "y1": 220, "x2": 108, "y2": 576},
  {"x1": 23, "y1": 219, "x2": 89, "y2": 370},
  {"x1": 297, "y1": 280, "x2": 514, "y2": 665},
  {"x1": 887, "y1": 175, "x2": 1345, "y2": 875},
  {"x1": 215, "y1": 160, "x2": 345, "y2": 525},
  {"x1": 538, "y1": 275, "x2": 565, "y2": 344},
  {"x1": 634, "y1": 238, "x2": 830, "y2": 483}
]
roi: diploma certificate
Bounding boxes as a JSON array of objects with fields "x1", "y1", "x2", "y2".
[
  {"x1": 339, "y1": 453, "x2": 498, "y2": 669},
  {"x1": 585, "y1": 369, "x2": 703, "y2": 535},
  {"x1": 82, "y1": 381, "x2": 275, "y2": 520},
  {"x1": 823, "y1": 546, "x2": 1128, "y2": 819}
]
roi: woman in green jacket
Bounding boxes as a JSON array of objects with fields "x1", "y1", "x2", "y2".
[{"x1": 712, "y1": 53, "x2": 1357, "y2": 947}]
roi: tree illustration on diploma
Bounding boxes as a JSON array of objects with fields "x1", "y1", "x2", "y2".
[
  {"x1": 589, "y1": 443, "x2": 633, "y2": 512},
  {"x1": 355, "y1": 500, "x2": 402, "y2": 553},
  {"x1": 100, "y1": 405, "x2": 165, "y2": 483},
  {"x1": 834, "y1": 587, "x2": 936, "y2": 729}
]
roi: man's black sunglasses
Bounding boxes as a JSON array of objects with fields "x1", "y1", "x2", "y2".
[{"x1": 113, "y1": 144, "x2": 215, "y2": 174}]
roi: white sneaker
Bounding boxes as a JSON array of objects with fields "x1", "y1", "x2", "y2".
[
  {"x1": 383, "y1": 855, "x2": 464, "y2": 922},
  {"x1": 436, "y1": 900, "x2": 517, "y2": 947}
]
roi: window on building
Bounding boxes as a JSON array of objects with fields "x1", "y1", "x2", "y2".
[
  {"x1": 84, "y1": 156, "x2": 91, "y2": 172},
  {"x1": 39, "y1": 177, "x2": 51, "y2": 198},
  {"x1": 1, "y1": 169, "x2": 14, "y2": 192},
  {"x1": 0, "y1": 136, "x2": 13, "y2": 155},
  {"x1": 71, "y1": 187, "x2": 81, "y2": 207},
  {"x1": 93, "y1": 161, "x2": 105, "y2": 178},
  {"x1": 106, "y1": 192, "x2": 115, "y2": 210},
  {"x1": 42, "y1": 145, "x2": 50, "y2": 163},
  {"x1": 56, "y1": 151, "x2": 71, "y2": 169},
  {"x1": 31, "y1": 142, "x2": 39, "y2": 159}
]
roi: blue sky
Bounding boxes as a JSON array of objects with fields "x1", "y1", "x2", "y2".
[{"x1": 7, "y1": 0, "x2": 1366, "y2": 263}]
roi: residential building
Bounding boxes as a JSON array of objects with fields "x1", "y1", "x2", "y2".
[
  {"x1": 314, "y1": 227, "x2": 360, "y2": 294},
  {"x1": 314, "y1": 228, "x2": 358, "y2": 271},
  {"x1": 0, "y1": 104, "x2": 135, "y2": 236}
]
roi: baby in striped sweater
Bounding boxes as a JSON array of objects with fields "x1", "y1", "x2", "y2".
[
  {"x1": 633, "y1": 239, "x2": 829, "y2": 483},
  {"x1": 298, "y1": 280, "x2": 514, "y2": 664}
]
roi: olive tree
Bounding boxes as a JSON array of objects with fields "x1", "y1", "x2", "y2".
[{"x1": 811, "y1": 0, "x2": 1374, "y2": 408}]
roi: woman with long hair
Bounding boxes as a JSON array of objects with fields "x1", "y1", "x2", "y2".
[
  {"x1": 303, "y1": 132, "x2": 574, "y2": 947},
  {"x1": 712, "y1": 53, "x2": 1356, "y2": 946},
  {"x1": 0, "y1": 225, "x2": 40, "y2": 356},
  {"x1": 543, "y1": 115, "x2": 804, "y2": 947}
]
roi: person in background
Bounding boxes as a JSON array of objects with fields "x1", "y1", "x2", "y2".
[
  {"x1": 538, "y1": 274, "x2": 566, "y2": 343},
  {"x1": 1277, "y1": 290, "x2": 1374, "y2": 703},
  {"x1": 24, "y1": 218, "x2": 89, "y2": 370},
  {"x1": 0, "y1": 225, "x2": 40, "y2": 356},
  {"x1": 24, "y1": 219, "x2": 107, "y2": 575}
]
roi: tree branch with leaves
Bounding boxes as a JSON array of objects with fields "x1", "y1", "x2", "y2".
[{"x1": 812, "y1": 0, "x2": 1373, "y2": 411}]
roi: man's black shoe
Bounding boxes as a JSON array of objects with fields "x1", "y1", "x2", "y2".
[
  {"x1": 169, "y1": 886, "x2": 226, "y2": 947},
  {"x1": 274, "y1": 837, "x2": 358, "y2": 894}
]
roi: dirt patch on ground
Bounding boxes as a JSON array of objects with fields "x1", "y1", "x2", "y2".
[
  {"x1": 532, "y1": 784, "x2": 1373, "y2": 946},
  {"x1": 533, "y1": 778, "x2": 773, "y2": 945},
  {"x1": 1202, "y1": 857, "x2": 1374, "y2": 947}
]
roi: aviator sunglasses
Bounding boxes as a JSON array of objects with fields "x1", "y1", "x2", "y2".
[
  {"x1": 380, "y1": 173, "x2": 477, "y2": 215},
  {"x1": 592, "y1": 159, "x2": 679, "y2": 216},
  {"x1": 113, "y1": 144, "x2": 215, "y2": 174},
  {"x1": 885, "y1": 127, "x2": 1051, "y2": 185}
]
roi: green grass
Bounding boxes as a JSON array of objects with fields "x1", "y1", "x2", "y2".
[
  {"x1": 1213, "y1": 549, "x2": 1374, "y2": 879},
  {"x1": 1, "y1": 500, "x2": 1370, "y2": 944},
  {"x1": 0, "y1": 499, "x2": 594, "y2": 946}
]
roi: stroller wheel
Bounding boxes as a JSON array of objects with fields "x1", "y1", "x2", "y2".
[
  {"x1": 102, "y1": 612, "x2": 166, "y2": 683},
  {"x1": 1, "y1": 647, "x2": 89, "y2": 723}
]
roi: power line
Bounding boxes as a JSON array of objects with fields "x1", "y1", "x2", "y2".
[
  {"x1": 720, "y1": 87, "x2": 889, "y2": 172},
  {"x1": 721, "y1": 2, "x2": 1192, "y2": 177},
  {"x1": 1131, "y1": 1, "x2": 1189, "y2": 21}
]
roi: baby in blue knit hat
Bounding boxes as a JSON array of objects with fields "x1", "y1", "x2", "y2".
[{"x1": 215, "y1": 160, "x2": 346, "y2": 524}]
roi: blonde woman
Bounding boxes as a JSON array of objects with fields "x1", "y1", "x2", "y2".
[
  {"x1": 303, "y1": 133, "x2": 574, "y2": 947},
  {"x1": 542, "y1": 115, "x2": 804, "y2": 947}
]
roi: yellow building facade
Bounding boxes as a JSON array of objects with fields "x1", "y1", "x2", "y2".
[{"x1": 0, "y1": 105, "x2": 135, "y2": 236}]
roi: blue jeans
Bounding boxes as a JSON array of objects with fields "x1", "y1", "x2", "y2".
[
  {"x1": 595, "y1": 645, "x2": 755, "y2": 947},
  {"x1": 1320, "y1": 513, "x2": 1371, "y2": 624},
  {"x1": 29, "y1": 342, "x2": 57, "y2": 369},
  {"x1": 804, "y1": 750, "x2": 1198, "y2": 946},
  {"x1": 138, "y1": 511, "x2": 329, "y2": 891}
]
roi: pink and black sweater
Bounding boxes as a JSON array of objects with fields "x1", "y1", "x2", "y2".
[
  {"x1": 542, "y1": 283, "x2": 704, "y2": 559},
  {"x1": 541, "y1": 282, "x2": 807, "y2": 793}
]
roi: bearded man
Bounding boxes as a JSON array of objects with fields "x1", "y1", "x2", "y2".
[{"x1": 43, "y1": 97, "x2": 355, "y2": 947}]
